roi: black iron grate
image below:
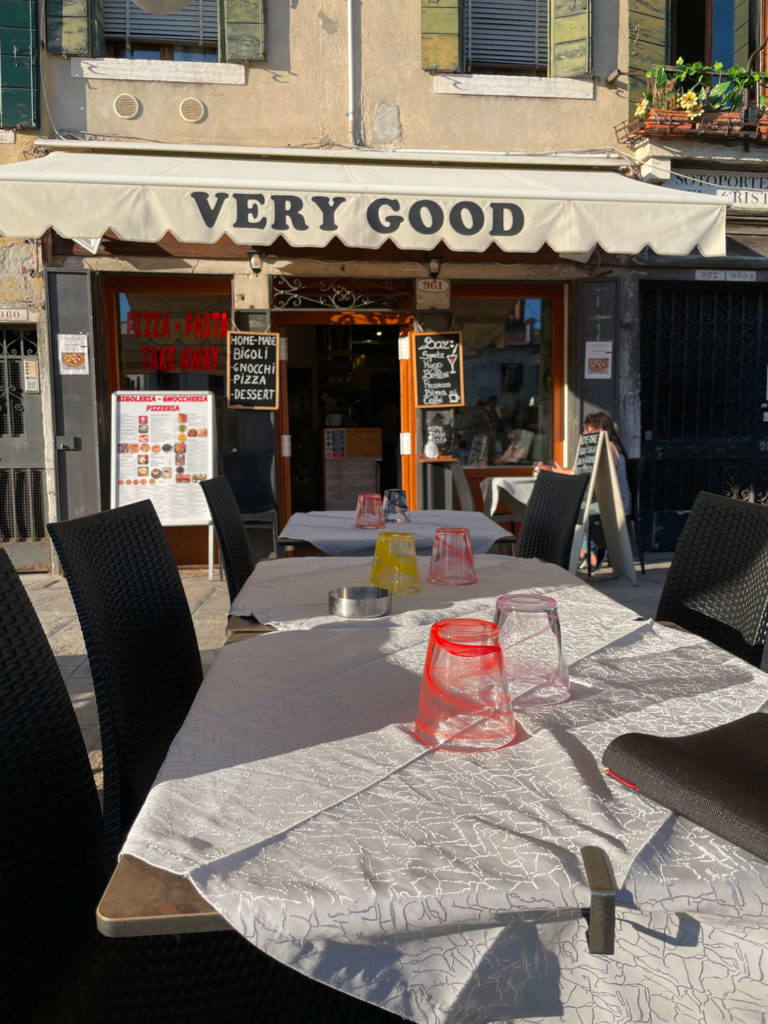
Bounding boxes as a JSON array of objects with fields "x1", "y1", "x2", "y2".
[
  {"x1": 0, "y1": 468, "x2": 46, "y2": 543},
  {"x1": 641, "y1": 283, "x2": 768, "y2": 514}
]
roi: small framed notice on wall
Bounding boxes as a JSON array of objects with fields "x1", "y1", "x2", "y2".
[{"x1": 227, "y1": 331, "x2": 279, "y2": 409}]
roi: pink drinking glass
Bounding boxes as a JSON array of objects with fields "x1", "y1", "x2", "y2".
[
  {"x1": 427, "y1": 527, "x2": 478, "y2": 585},
  {"x1": 414, "y1": 618, "x2": 516, "y2": 752},
  {"x1": 354, "y1": 492, "x2": 385, "y2": 529},
  {"x1": 494, "y1": 593, "x2": 571, "y2": 708}
]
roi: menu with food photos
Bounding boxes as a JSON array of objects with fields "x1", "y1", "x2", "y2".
[{"x1": 110, "y1": 392, "x2": 215, "y2": 526}]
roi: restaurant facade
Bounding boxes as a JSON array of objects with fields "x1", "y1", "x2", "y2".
[{"x1": 0, "y1": 0, "x2": 765, "y2": 568}]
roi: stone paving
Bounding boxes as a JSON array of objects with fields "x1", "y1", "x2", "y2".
[{"x1": 20, "y1": 551, "x2": 671, "y2": 790}]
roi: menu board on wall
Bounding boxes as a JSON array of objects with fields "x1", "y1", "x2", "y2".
[
  {"x1": 227, "y1": 331, "x2": 279, "y2": 409},
  {"x1": 110, "y1": 392, "x2": 215, "y2": 526},
  {"x1": 413, "y1": 332, "x2": 464, "y2": 408}
]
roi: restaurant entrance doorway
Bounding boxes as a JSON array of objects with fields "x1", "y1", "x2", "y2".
[{"x1": 283, "y1": 321, "x2": 402, "y2": 513}]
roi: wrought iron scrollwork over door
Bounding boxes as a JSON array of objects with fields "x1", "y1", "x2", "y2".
[
  {"x1": 0, "y1": 326, "x2": 49, "y2": 571},
  {"x1": 640, "y1": 282, "x2": 768, "y2": 549}
]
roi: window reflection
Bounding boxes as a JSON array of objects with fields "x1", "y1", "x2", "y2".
[
  {"x1": 432, "y1": 296, "x2": 553, "y2": 466},
  {"x1": 116, "y1": 289, "x2": 238, "y2": 458}
]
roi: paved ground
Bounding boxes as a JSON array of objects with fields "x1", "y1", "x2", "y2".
[{"x1": 20, "y1": 550, "x2": 671, "y2": 792}]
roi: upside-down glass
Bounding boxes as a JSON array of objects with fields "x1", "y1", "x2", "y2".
[
  {"x1": 354, "y1": 492, "x2": 386, "y2": 529},
  {"x1": 370, "y1": 531, "x2": 421, "y2": 595},
  {"x1": 427, "y1": 526, "x2": 478, "y2": 585},
  {"x1": 414, "y1": 618, "x2": 516, "y2": 752},
  {"x1": 494, "y1": 594, "x2": 570, "y2": 708},
  {"x1": 383, "y1": 488, "x2": 410, "y2": 523}
]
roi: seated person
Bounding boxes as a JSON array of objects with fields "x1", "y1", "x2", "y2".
[
  {"x1": 536, "y1": 411, "x2": 631, "y2": 568},
  {"x1": 498, "y1": 427, "x2": 534, "y2": 464}
]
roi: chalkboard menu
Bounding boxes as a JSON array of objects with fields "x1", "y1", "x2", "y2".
[
  {"x1": 227, "y1": 331, "x2": 279, "y2": 410},
  {"x1": 573, "y1": 430, "x2": 600, "y2": 476},
  {"x1": 413, "y1": 332, "x2": 464, "y2": 409}
]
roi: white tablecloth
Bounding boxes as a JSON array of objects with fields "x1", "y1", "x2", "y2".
[
  {"x1": 230, "y1": 554, "x2": 586, "y2": 630},
  {"x1": 278, "y1": 509, "x2": 510, "y2": 556},
  {"x1": 125, "y1": 578, "x2": 768, "y2": 1024},
  {"x1": 480, "y1": 476, "x2": 536, "y2": 516}
]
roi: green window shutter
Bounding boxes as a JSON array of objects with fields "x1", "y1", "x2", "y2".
[
  {"x1": 421, "y1": 0, "x2": 462, "y2": 73},
  {"x1": 46, "y1": 0, "x2": 104, "y2": 57},
  {"x1": 733, "y1": 0, "x2": 749, "y2": 67},
  {"x1": 549, "y1": 0, "x2": 591, "y2": 78},
  {"x1": 219, "y1": 0, "x2": 266, "y2": 63},
  {"x1": 0, "y1": 0, "x2": 39, "y2": 128},
  {"x1": 627, "y1": 0, "x2": 668, "y2": 111}
]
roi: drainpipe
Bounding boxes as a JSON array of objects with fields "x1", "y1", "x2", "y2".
[{"x1": 347, "y1": 0, "x2": 363, "y2": 146}]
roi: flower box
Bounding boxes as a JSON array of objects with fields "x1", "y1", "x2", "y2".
[
  {"x1": 641, "y1": 108, "x2": 696, "y2": 136},
  {"x1": 699, "y1": 111, "x2": 743, "y2": 135}
]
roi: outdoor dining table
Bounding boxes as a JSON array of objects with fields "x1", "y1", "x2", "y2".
[
  {"x1": 229, "y1": 553, "x2": 578, "y2": 630},
  {"x1": 278, "y1": 508, "x2": 511, "y2": 556},
  {"x1": 99, "y1": 558, "x2": 768, "y2": 1023}
]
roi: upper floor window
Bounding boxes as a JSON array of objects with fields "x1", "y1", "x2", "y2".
[
  {"x1": 421, "y1": 0, "x2": 591, "y2": 81},
  {"x1": 672, "y1": 0, "x2": 763, "y2": 68},
  {"x1": 104, "y1": 0, "x2": 218, "y2": 62},
  {"x1": 466, "y1": 0, "x2": 548, "y2": 76}
]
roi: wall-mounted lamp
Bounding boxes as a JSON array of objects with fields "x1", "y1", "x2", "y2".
[
  {"x1": 248, "y1": 247, "x2": 265, "y2": 276},
  {"x1": 427, "y1": 255, "x2": 442, "y2": 280}
]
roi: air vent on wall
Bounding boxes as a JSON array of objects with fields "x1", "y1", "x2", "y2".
[
  {"x1": 179, "y1": 97, "x2": 206, "y2": 123},
  {"x1": 113, "y1": 93, "x2": 140, "y2": 119}
]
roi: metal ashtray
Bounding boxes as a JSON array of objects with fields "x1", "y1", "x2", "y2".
[{"x1": 328, "y1": 585, "x2": 392, "y2": 618}]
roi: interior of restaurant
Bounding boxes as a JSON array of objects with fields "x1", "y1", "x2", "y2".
[{"x1": 285, "y1": 323, "x2": 402, "y2": 511}]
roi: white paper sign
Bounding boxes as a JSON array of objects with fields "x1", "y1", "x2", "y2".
[
  {"x1": 584, "y1": 341, "x2": 613, "y2": 379},
  {"x1": 111, "y1": 391, "x2": 215, "y2": 526},
  {"x1": 58, "y1": 333, "x2": 89, "y2": 374}
]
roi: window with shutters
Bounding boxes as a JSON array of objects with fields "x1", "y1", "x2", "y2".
[
  {"x1": 422, "y1": 0, "x2": 591, "y2": 82},
  {"x1": 47, "y1": 0, "x2": 265, "y2": 64},
  {"x1": 0, "y1": 0, "x2": 39, "y2": 128},
  {"x1": 671, "y1": 0, "x2": 763, "y2": 68},
  {"x1": 104, "y1": 0, "x2": 217, "y2": 62},
  {"x1": 466, "y1": 0, "x2": 548, "y2": 75}
]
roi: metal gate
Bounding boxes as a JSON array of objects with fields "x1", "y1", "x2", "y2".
[
  {"x1": 640, "y1": 282, "x2": 768, "y2": 549},
  {"x1": 0, "y1": 325, "x2": 49, "y2": 570}
]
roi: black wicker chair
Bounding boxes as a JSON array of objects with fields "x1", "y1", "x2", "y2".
[
  {"x1": 48, "y1": 500, "x2": 204, "y2": 863},
  {"x1": 0, "y1": 549, "x2": 403, "y2": 1024},
  {"x1": 450, "y1": 460, "x2": 476, "y2": 511},
  {"x1": 222, "y1": 452, "x2": 279, "y2": 555},
  {"x1": 655, "y1": 491, "x2": 768, "y2": 666},
  {"x1": 516, "y1": 471, "x2": 591, "y2": 569},
  {"x1": 625, "y1": 456, "x2": 646, "y2": 574},
  {"x1": 200, "y1": 474, "x2": 256, "y2": 603}
]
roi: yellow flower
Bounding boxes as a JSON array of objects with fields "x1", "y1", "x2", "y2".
[
  {"x1": 634, "y1": 97, "x2": 650, "y2": 118},
  {"x1": 678, "y1": 91, "x2": 702, "y2": 118}
]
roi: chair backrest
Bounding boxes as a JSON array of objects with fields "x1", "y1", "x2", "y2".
[
  {"x1": 516, "y1": 471, "x2": 591, "y2": 569},
  {"x1": 0, "y1": 549, "x2": 107, "y2": 1007},
  {"x1": 625, "y1": 456, "x2": 645, "y2": 519},
  {"x1": 48, "y1": 500, "x2": 203, "y2": 861},
  {"x1": 656, "y1": 491, "x2": 768, "y2": 666},
  {"x1": 201, "y1": 475, "x2": 256, "y2": 602},
  {"x1": 222, "y1": 452, "x2": 277, "y2": 513},
  {"x1": 450, "y1": 460, "x2": 476, "y2": 511}
]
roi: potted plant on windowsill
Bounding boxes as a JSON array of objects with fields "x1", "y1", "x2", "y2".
[{"x1": 631, "y1": 58, "x2": 764, "y2": 138}]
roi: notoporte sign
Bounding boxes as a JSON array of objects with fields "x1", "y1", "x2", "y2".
[
  {"x1": 413, "y1": 332, "x2": 464, "y2": 408},
  {"x1": 227, "y1": 331, "x2": 279, "y2": 409}
]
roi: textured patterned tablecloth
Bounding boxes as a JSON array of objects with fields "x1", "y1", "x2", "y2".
[
  {"x1": 278, "y1": 509, "x2": 511, "y2": 556},
  {"x1": 125, "y1": 583, "x2": 768, "y2": 1023},
  {"x1": 230, "y1": 554, "x2": 583, "y2": 630}
]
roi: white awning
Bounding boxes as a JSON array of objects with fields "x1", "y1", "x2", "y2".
[{"x1": 0, "y1": 146, "x2": 728, "y2": 257}]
